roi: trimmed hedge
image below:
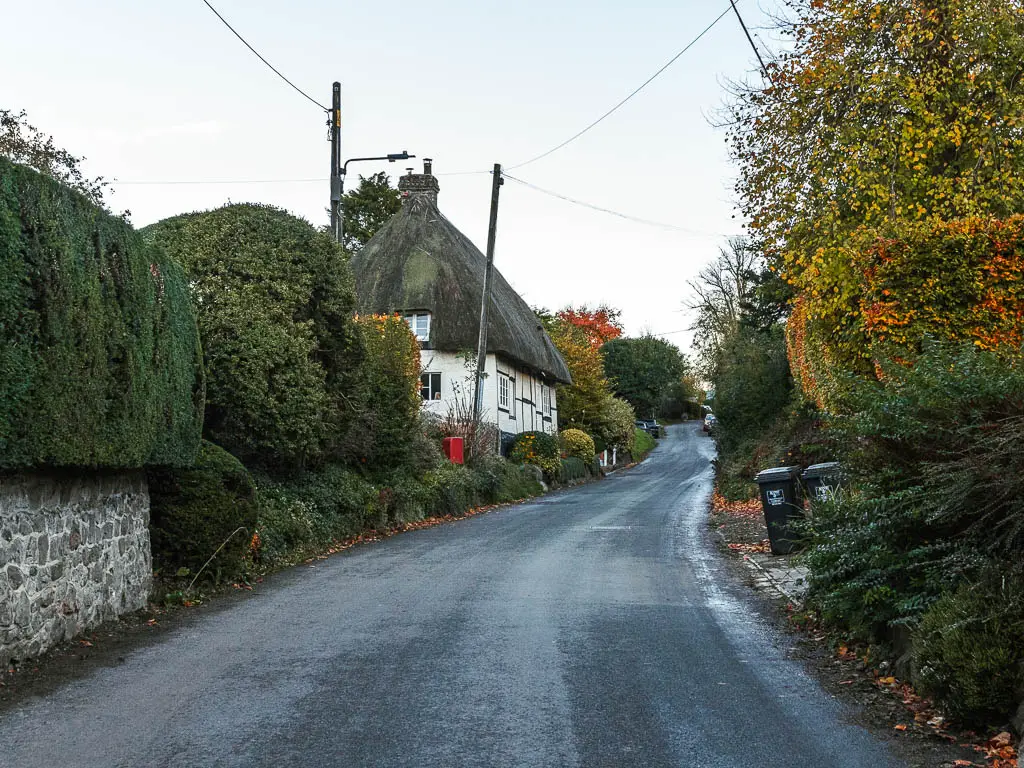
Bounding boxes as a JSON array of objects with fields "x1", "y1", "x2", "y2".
[
  {"x1": 0, "y1": 158, "x2": 203, "y2": 469},
  {"x1": 148, "y1": 440, "x2": 257, "y2": 583},
  {"x1": 143, "y1": 204, "x2": 363, "y2": 470}
]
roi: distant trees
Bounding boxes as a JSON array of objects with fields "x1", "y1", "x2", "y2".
[{"x1": 600, "y1": 336, "x2": 688, "y2": 420}]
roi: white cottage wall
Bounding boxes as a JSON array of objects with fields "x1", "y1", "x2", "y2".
[{"x1": 418, "y1": 350, "x2": 558, "y2": 437}]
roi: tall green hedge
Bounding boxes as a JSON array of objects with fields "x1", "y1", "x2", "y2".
[
  {"x1": 0, "y1": 158, "x2": 203, "y2": 469},
  {"x1": 142, "y1": 204, "x2": 363, "y2": 470}
]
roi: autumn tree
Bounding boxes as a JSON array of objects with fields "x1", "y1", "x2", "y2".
[
  {"x1": 729, "y1": 0, "x2": 1024, "y2": 405},
  {"x1": 555, "y1": 305, "x2": 624, "y2": 350},
  {"x1": 538, "y1": 307, "x2": 636, "y2": 451},
  {"x1": 342, "y1": 172, "x2": 401, "y2": 252}
]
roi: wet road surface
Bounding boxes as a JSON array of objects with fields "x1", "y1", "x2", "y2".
[{"x1": 0, "y1": 423, "x2": 902, "y2": 767}]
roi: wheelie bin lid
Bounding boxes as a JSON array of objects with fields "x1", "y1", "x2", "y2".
[
  {"x1": 754, "y1": 466, "x2": 801, "y2": 484},
  {"x1": 802, "y1": 462, "x2": 842, "y2": 479}
]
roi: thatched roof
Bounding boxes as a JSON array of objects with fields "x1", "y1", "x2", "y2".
[{"x1": 351, "y1": 167, "x2": 572, "y2": 385}]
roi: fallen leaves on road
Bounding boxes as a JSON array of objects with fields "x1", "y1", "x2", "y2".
[
  {"x1": 983, "y1": 732, "x2": 1017, "y2": 768},
  {"x1": 862, "y1": 657, "x2": 1018, "y2": 766},
  {"x1": 712, "y1": 491, "x2": 762, "y2": 519},
  {"x1": 727, "y1": 540, "x2": 772, "y2": 554}
]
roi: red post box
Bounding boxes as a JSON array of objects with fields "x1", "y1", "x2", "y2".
[{"x1": 442, "y1": 436, "x2": 464, "y2": 464}]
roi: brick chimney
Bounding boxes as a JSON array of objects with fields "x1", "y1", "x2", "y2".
[{"x1": 398, "y1": 158, "x2": 439, "y2": 207}]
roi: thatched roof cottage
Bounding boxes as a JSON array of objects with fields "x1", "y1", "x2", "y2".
[{"x1": 351, "y1": 160, "x2": 571, "y2": 439}]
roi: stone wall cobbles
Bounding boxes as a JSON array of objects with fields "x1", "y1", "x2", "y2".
[{"x1": 0, "y1": 471, "x2": 151, "y2": 666}]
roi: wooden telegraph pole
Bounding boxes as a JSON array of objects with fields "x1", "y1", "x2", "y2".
[
  {"x1": 329, "y1": 82, "x2": 342, "y2": 244},
  {"x1": 472, "y1": 163, "x2": 504, "y2": 425}
]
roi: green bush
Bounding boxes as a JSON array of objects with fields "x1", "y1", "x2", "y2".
[
  {"x1": 557, "y1": 457, "x2": 589, "y2": 484},
  {"x1": 423, "y1": 462, "x2": 482, "y2": 517},
  {"x1": 560, "y1": 428, "x2": 596, "y2": 464},
  {"x1": 0, "y1": 158, "x2": 203, "y2": 470},
  {"x1": 914, "y1": 574, "x2": 1024, "y2": 727},
  {"x1": 253, "y1": 464, "x2": 379, "y2": 566},
  {"x1": 341, "y1": 315, "x2": 424, "y2": 472},
  {"x1": 469, "y1": 454, "x2": 543, "y2": 504},
  {"x1": 632, "y1": 428, "x2": 656, "y2": 460},
  {"x1": 802, "y1": 491, "x2": 969, "y2": 642},
  {"x1": 143, "y1": 204, "x2": 362, "y2": 470},
  {"x1": 148, "y1": 441, "x2": 257, "y2": 583},
  {"x1": 509, "y1": 431, "x2": 561, "y2": 476}
]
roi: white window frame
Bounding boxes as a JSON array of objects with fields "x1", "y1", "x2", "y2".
[
  {"x1": 542, "y1": 384, "x2": 551, "y2": 416},
  {"x1": 420, "y1": 372, "x2": 441, "y2": 401},
  {"x1": 404, "y1": 312, "x2": 431, "y2": 341},
  {"x1": 498, "y1": 374, "x2": 511, "y2": 410}
]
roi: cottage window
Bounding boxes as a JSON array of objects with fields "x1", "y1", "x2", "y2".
[
  {"x1": 542, "y1": 384, "x2": 551, "y2": 416},
  {"x1": 404, "y1": 312, "x2": 431, "y2": 341},
  {"x1": 498, "y1": 374, "x2": 511, "y2": 410},
  {"x1": 420, "y1": 372, "x2": 441, "y2": 401}
]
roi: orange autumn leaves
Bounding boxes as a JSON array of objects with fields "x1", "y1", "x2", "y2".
[
  {"x1": 786, "y1": 217, "x2": 1024, "y2": 407},
  {"x1": 728, "y1": 0, "x2": 1024, "y2": 410}
]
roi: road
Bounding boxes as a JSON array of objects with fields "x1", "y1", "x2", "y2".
[{"x1": 0, "y1": 423, "x2": 901, "y2": 767}]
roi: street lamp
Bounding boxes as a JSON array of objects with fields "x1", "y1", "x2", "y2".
[{"x1": 337, "y1": 151, "x2": 414, "y2": 247}]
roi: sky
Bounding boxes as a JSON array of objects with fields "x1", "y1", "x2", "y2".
[{"x1": 2, "y1": 0, "x2": 783, "y2": 352}]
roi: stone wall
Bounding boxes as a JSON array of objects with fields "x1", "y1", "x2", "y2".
[{"x1": 0, "y1": 471, "x2": 151, "y2": 666}]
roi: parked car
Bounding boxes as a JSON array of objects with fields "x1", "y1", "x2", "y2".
[
  {"x1": 636, "y1": 419, "x2": 661, "y2": 438},
  {"x1": 703, "y1": 413, "x2": 717, "y2": 433}
]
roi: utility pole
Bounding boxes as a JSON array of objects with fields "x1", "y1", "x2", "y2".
[
  {"x1": 472, "y1": 163, "x2": 503, "y2": 425},
  {"x1": 329, "y1": 82, "x2": 342, "y2": 244},
  {"x1": 729, "y1": 0, "x2": 767, "y2": 76}
]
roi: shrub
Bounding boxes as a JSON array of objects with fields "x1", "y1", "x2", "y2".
[
  {"x1": 591, "y1": 396, "x2": 637, "y2": 455},
  {"x1": 0, "y1": 159, "x2": 203, "y2": 470},
  {"x1": 559, "y1": 428, "x2": 596, "y2": 464},
  {"x1": 801, "y1": 491, "x2": 968, "y2": 642},
  {"x1": 342, "y1": 315, "x2": 424, "y2": 472},
  {"x1": 557, "y1": 457, "x2": 589, "y2": 485},
  {"x1": 464, "y1": 454, "x2": 541, "y2": 503},
  {"x1": 509, "y1": 431, "x2": 561, "y2": 476},
  {"x1": 253, "y1": 464, "x2": 378, "y2": 566},
  {"x1": 423, "y1": 462, "x2": 482, "y2": 518},
  {"x1": 914, "y1": 574, "x2": 1024, "y2": 727},
  {"x1": 143, "y1": 204, "x2": 362, "y2": 469},
  {"x1": 148, "y1": 441, "x2": 257, "y2": 583},
  {"x1": 803, "y1": 342, "x2": 1024, "y2": 647}
]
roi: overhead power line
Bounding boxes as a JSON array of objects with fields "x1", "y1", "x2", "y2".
[
  {"x1": 200, "y1": 0, "x2": 328, "y2": 111},
  {"x1": 111, "y1": 177, "x2": 323, "y2": 186},
  {"x1": 507, "y1": 4, "x2": 734, "y2": 171},
  {"x1": 502, "y1": 172, "x2": 723, "y2": 237}
]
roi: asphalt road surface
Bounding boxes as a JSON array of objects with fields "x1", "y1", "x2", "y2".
[{"x1": 0, "y1": 423, "x2": 902, "y2": 767}]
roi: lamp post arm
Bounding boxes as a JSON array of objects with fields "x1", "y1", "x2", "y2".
[{"x1": 337, "y1": 153, "x2": 414, "y2": 251}]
